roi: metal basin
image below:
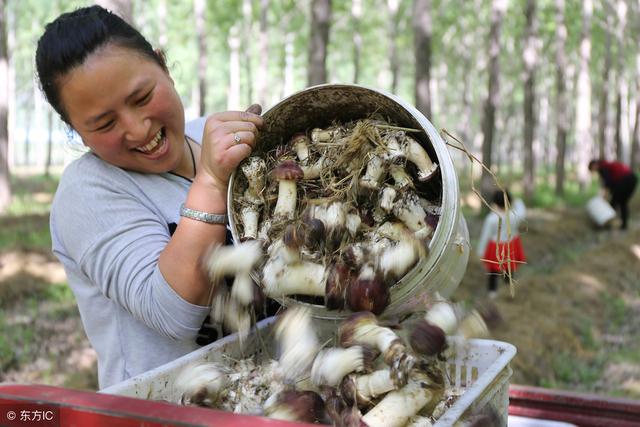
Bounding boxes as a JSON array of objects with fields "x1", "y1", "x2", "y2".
[{"x1": 227, "y1": 84, "x2": 469, "y2": 319}]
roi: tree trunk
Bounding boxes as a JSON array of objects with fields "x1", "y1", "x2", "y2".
[
  {"x1": 614, "y1": 0, "x2": 627, "y2": 162},
  {"x1": 554, "y1": 0, "x2": 568, "y2": 196},
  {"x1": 460, "y1": 50, "x2": 472, "y2": 145},
  {"x1": 539, "y1": 91, "x2": 550, "y2": 185},
  {"x1": 458, "y1": 27, "x2": 475, "y2": 177},
  {"x1": 351, "y1": 0, "x2": 362, "y2": 83},
  {"x1": 97, "y1": 0, "x2": 133, "y2": 25},
  {"x1": 228, "y1": 25, "x2": 241, "y2": 110},
  {"x1": 242, "y1": 0, "x2": 253, "y2": 105},
  {"x1": 480, "y1": 0, "x2": 507, "y2": 198},
  {"x1": 158, "y1": 0, "x2": 168, "y2": 50},
  {"x1": 597, "y1": 28, "x2": 612, "y2": 160},
  {"x1": 0, "y1": 0, "x2": 10, "y2": 211},
  {"x1": 413, "y1": 0, "x2": 432, "y2": 119},
  {"x1": 502, "y1": 100, "x2": 517, "y2": 176},
  {"x1": 387, "y1": 0, "x2": 400, "y2": 94},
  {"x1": 256, "y1": 0, "x2": 269, "y2": 108},
  {"x1": 194, "y1": 0, "x2": 207, "y2": 116},
  {"x1": 45, "y1": 108, "x2": 53, "y2": 177},
  {"x1": 6, "y1": 0, "x2": 13, "y2": 170},
  {"x1": 615, "y1": 90, "x2": 623, "y2": 160},
  {"x1": 522, "y1": 0, "x2": 537, "y2": 203},
  {"x1": 23, "y1": 107, "x2": 30, "y2": 166},
  {"x1": 574, "y1": 0, "x2": 593, "y2": 191},
  {"x1": 307, "y1": 0, "x2": 331, "y2": 86},
  {"x1": 283, "y1": 32, "x2": 295, "y2": 98},
  {"x1": 632, "y1": 53, "x2": 640, "y2": 169}
]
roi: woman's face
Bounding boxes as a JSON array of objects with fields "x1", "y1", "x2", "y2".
[{"x1": 59, "y1": 44, "x2": 187, "y2": 175}]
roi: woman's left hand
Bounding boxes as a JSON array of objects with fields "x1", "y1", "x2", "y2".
[{"x1": 199, "y1": 104, "x2": 264, "y2": 191}]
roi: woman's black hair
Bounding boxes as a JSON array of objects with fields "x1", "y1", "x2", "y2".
[
  {"x1": 492, "y1": 189, "x2": 511, "y2": 209},
  {"x1": 35, "y1": 5, "x2": 167, "y2": 124}
]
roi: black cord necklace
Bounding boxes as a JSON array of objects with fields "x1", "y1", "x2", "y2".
[{"x1": 169, "y1": 136, "x2": 196, "y2": 183}]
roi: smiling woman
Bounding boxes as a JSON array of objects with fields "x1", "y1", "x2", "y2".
[
  {"x1": 59, "y1": 47, "x2": 188, "y2": 176},
  {"x1": 34, "y1": 5, "x2": 263, "y2": 389}
]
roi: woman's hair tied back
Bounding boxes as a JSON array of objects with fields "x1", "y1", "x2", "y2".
[{"x1": 35, "y1": 5, "x2": 166, "y2": 123}]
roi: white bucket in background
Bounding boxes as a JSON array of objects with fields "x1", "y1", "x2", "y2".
[{"x1": 586, "y1": 195, "x2": 616, "y2": 227}]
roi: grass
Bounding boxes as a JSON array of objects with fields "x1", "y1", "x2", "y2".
[
  {"x1": 458, "y1": 171, "x2": 600, "y2": 212},
  {"x1": 0, "y1": 316, "x2": 32, "y2": 370},
  {"x1": 0, "y1": 281, "x2": 80, "y2": 379},
  {"x1": 0, "y1": 216, "x2": 52, "y2": 250},
  {"x1": 543, "y1": 351, "x2": 608, "y2": 390},
  {"x1": 458, "y1": 188, "x2": 640, "y2": 398},
  {"x1": 529, "y1": 180, "x2": 600, "y2": 208},
  {"x1": 7, "y1": 175, "x2": 59, "y2": 216},
  {"x1": 602, "y1": 293, "x2": 628, "y2": 330},
  {"x1": 0, "y1": 174, "x2": 66, "y2": 374},
  {"x1": 0, "y1": 173, "x2": 99, "y2": 390},
  {"x1": 0, "y1": 175, "x2": 58, "y2": 250}
]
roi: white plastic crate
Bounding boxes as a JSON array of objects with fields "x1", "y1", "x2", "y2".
[
  {"x1": 435, "y1": 337, "x2": 516, "y2": 426},
  {"x1": 102, "y1": 316, "x2": 516, "y2": 426}
]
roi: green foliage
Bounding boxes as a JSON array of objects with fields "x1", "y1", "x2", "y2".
[
  {"x1": 0, "y1": 175, "x2": 58, "y2": 250},
  {"x1": 11, "y1": 0, "x2": 640, "y2": 191},
  {"x1": 0, "y1": 310, "x2": 36, "y2": 371},
  {"x1": 0, "y1": 285, "x2": 78, "y2": 375},
  {"x1": 8, "y1": 175, "x2": 58, "y2": 214},
  {"x1": 0, "y1": 218, "x2": 51, "y2": 250},
  {"x1": 602, "y1": 293, "x2": 628, "y2": 330},
  {"x1": 544, "y1": 350, "x2": 607, "y2": 389}
]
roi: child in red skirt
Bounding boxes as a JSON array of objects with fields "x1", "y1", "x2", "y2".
[{"x1": 477, "y1": 189, "x2": 527, "y2": 298}]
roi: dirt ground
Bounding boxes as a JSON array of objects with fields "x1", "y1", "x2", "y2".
[
  {"x1": 0, "y1": 195, "x2": 639, "y2": 399},
  {"x1": 456, "y1": 195, "x2": 640, "y2": 398}
]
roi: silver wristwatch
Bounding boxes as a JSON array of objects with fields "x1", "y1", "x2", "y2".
[{"x1": 179, "y1": 204, "x2": 227, "y2": 225}]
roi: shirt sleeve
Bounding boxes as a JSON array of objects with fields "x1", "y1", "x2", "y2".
[
  {"x1": 53, "y1": 161, "x2": 209, "y2": 340},
  {"x1": 511, "y1": 199, "x2": 527, "y2": 221},
  {"x1": 476, "y1": 213, "x2": 496, "y2": 258}
]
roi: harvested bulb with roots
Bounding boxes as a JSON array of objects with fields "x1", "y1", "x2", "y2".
[
  {"x1": 339, "y1": 311, "x2": 415, "y2": 387},
  {"x1": 205, "y1": 241, "x2": 264, "y2": 341},
  {"x1": 311, "y1": 346, "x2": 376, "y2": 387},
  {"x1": 263, "y1": 390, "x2": 326, "y2": 424},
  {"x1": 361, "y1": 372, "x2": 439, "y2": 427},
  {"x1": 173, "y1": 362, "x2": 229, "y2": 408},
  {"x1": 232, "y1": 118, "x2": 442, "y2": 316},
  {"x1": 274, "y1": 306, "x2": 319, "y2": 383},
  {"x1": 409, "y1": 319, "x2": 447, "y2": 357},
  {"x1": 170, "y1": 297, "x2": 502, "y2": 425}
]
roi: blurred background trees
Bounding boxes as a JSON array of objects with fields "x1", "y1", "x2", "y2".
[{"x1": 1, "y1": 0, "x2": 640, "y2": 210}]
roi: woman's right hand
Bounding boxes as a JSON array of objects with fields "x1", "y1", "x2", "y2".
[{"x1": 198, "y1": 105, "x2": 264, "y2": 191}]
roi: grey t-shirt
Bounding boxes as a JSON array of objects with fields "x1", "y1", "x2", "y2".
[{"x1": 51, "y1": 122, "x2": 211, "y2": 389}]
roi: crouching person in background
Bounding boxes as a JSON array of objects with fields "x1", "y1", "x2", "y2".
[{"x1": 588, "y1": 159, "x2": 638, "y2": 230}]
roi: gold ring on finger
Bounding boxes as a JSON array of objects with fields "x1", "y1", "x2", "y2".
[{"x1": 234, "y1": 133, "x2": 242, "y2": 145}]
